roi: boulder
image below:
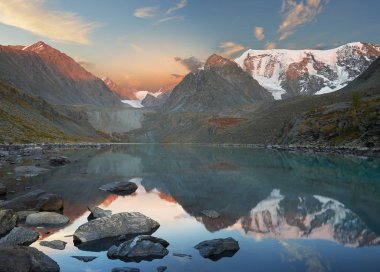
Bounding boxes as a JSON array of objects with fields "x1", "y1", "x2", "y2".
[
  {"x1": 112, "y1": 268, "x2": 140, "y2": 272},
  {"x1": 0, "y1": 246, "x2": 60, "y2": 272},
  {"x1": 26, "y1": 212, "x2": 69, "y2": 226},
  {"x1": 201, "y1": 210, "x2": 220, "y2": 219},
  {"x1": 88, "y1": 206, "x2": 111, "y2": 220},
  {"x1": 0, "y1": 190, "x2": 63, "y2": 212},
  {"x1": 49, "y1": 156, "x2": 70, "y2": 166},
  {"x1": 71, "y1": 256, "x2": 97, "y2": 262},
  {"x1": 0, "y1": 183, "x2": 6, "y2": 195},
  {"x1": 0, "y1": 227, "x2": 39, "y2": 246},
  {"x1": 73, "y1": 212, "x2": 159, "y2": 244},
  {"x1": 99, "y1": 181, "x2": 138, "y2": 195},
  {"x1": 40, "y1": 240, "x2": 67, "y2": 250},
  {"x1": 194, "y1": 237, "x2": 239, "y2": 260},
  {"x1": 0, "y1": 209, "x2": 17, "y2": 236},
  {"x1": 14, "y1": 166, "x2": 48, "y2": 177},
  {"x1": 16, "y1": 211, "x2": 39, "y2": 222},
  {"x1": 107, "y1": 235, "x2": 169, "y2": 262}
]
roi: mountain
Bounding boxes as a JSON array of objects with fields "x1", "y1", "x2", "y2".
[
  {"x1": 103, "y1": 77, "x2": 137, "y2": 100},
  {"x1": 163, "y1": 54, "x2": 273, "y2": 112},
  {"x1": 235, "y1": 42, "x2": 380, "y2": 99},
  {"x1": 0, "y1": 41, "x2": 121, "y2": 107}
]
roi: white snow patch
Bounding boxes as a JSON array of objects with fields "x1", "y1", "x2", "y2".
[{"x1": 121, "y1": 100, "x2": 144, "y2": 108}]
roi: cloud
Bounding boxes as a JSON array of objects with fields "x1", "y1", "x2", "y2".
[
  {"x1": 311, "y1": 43, "x2": 326, "y2": 50},
  {"x1": 219, "y1": 42, "x2": 245, "y2": 58},
  {"x1": 255, "y1": 26, "x2": 265, "y2": 40},
  {"x1": 78, "y1": 61, "x2": 96, "y2": 70},
  {"x1": 155, "y1": 15, "x2": 184, "y2": 25},
  {"x1": 0, "y1": 0, "x2": 96, "y2": 44},
  {"x1": 130, "y1": 43, "x2": 143, "y2": 52},
  {"x1": 265, "y1": 42, "x2": 277, "y2": 49},
  {"x1": 133, "y1": 6, "x2": 158, "y2": 18},
  {"x1": 171, "y1": 74, "x2": 184, "y2": 79},
  {"x1": 175, "y1": 56, "x2": 204, "y2": 73},
  {"x1": 166, "y1": 0, "x2": 188, "y2": 15},
  {"x1": 278, "y1": 0, "x2": 330, "y2": 41}
]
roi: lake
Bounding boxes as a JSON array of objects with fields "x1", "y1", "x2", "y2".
[{"x1": 4, "y1": 144, "x2": 380, "y2": 272}]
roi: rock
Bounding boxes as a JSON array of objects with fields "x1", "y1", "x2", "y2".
[
  {"x1": 14, "y1": 166, "x2": 48, "y2": 177},
  {"x1": 16, "y1": 211, "x2": 39, "y2": 222},
  {"x1": 0, "y1": 183, "x2": 6, "y2": 195},
  {"x1": 107, "y1": 235, "x2": 169, "y2": 262},
  {"x1": 71, "y1": 256, "x2": 97, "y2": 262},
  {"x1": 157, "y1": 266, "x2": 167, "y2": 272},
  {"x1": 0, "y1": 209, "x2": 17, "y2": 235},
  {"x1": 173, "y1": 253, "x2": 192, "y2": 259},
  {"x1": 88, "y1": 206, "x2": 111, "y2": 220},
  {"x1": 26, "y1": 212, "x2": 69, "y2": 226},
  {"x1": 40, "y1": 240, "x2": 67, "y2": 250},
  {"x1": 0, "y1": 227, "x2": 39, "y2": 246},
  {"x1": 112, "y1": 268, "x2": 140, "y2": 272},
  {"x1": 201, "y1": 210, "x2": 220, "y2": 219},
  {"x1": 0, "y1": 189, "x2": 63, "y2": 212},
  {"x1": 73, "y1": 212, "x2": 159, "y2": 244},
  {"x1": 49, "y1": 156, "x2": 70, "y2": 166},
  {"x1": 194, "y1": 237, "x2": 239, "y2": 260},
  {"x1": 0, "y1": 246, "x2": 60, "y2": 272},
  {"x1": 99, "y1": 181, "x2": 138, "y2": 195}
]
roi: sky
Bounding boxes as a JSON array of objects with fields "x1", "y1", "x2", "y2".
[{"x1": 0, "y1": 0, "x2": 379, "y2": 91}]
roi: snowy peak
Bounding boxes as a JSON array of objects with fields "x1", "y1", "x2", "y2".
[
  {"x1": 205, "y1": 54, "x2": 238, "y2": 70},
  {"x1": 235, "y1": 42, "x2": 380, "y2": 99}
]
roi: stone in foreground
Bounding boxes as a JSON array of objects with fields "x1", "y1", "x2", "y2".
[
  {"x1": 112, "y1": 268, "x2": 140, "y2": 272},
  {"x1": 0, "y1": 209, "x2": 17, "y2": 235},
  {"x1": 71, "y1": 256, "x2": 97, "y2": 262},
  {"x1": 49, "y1": 156, "x2": 70, "y2": 166},
  {"x1": 99, "y1": 181, "x2": 138, "y2": 195},
  {"x1": 40, "y1": 240, "x2": 67, "y2": 250},
  {"x1": 201, "y1": 210, "x2": 220, "y2": 219},
  {"x1": 194, "y1": 237, "x2": 239, "y2": 261},
  {"x1": 0, "y1": 246, "x2": 59, "y2": 272},
  {"x1": 0, "y1": 227, "x2": 39, "y2": 246},
  {"x1": 26, "y1": 212, "x2": 69, "y2": 226},
  {"x1": 16, "y1": 211, "x2": 39, "y2": 222},
  {"x1": 107, "y1": 235, "x2": 169, "y2": 262},
  {"x1": 88, "y1": 206, "x2": 112, "y2": 220},
  {"x1": 73, "y1": 212, "x2": 160, "y2": 244},
  {"x1": 0, "y1": 189, "x2": 63, "y2": 212}
]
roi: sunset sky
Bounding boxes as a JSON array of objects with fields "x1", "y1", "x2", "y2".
[{"x1": 0, "y1": 0, "x2": 379, "y2": 91}]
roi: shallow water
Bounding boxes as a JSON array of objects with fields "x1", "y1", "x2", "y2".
[{"x1": 5, "y1": 144, "x2": 380, "y2": 271}]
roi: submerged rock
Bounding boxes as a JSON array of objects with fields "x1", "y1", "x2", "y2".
[
  {"x1": 173, "y1": 253, "x2": 192, "y2": 259},
  {"x1": 88, "y1": 206, "x2": 112, "y2": 220},
  {"x1": 112, "y1": 268, "x2": 140, "y2": 272},
  {"x1": 0, "y1": 227, "x2": 39, "y2": 246},
  {"x1": 71, "y1": 256, "x2": 97, "y2": 262},
  {"x1": 73, "y1": 212, "x2": 160, "y2": 244},
  {"x1": 99, "y1": 181, "x2": 138, "y2": 195},
  {"x1": 26, "y1": 212, "x2": 69, "y2": 226},
  {"x1": 0, "y1": 189, "x2": 63, "y2": 212},
  {"x1": 0, "y1": 183, "x2": 6, "y2": 195},
  {"x1": 194, "y1": 237, "x2": 239, "y2": 260},
  {"x1": 40, "y1": 240, "x2": 67, "y2": 250},
  {"x1": 0, "y1": 246, "x2": 60, "y2": 272},
  {"x1": 0, "y1": 209, "x2": 17, "y2": 236},
  {"x1": 107, "y1": 235, "x2": 169, "y2": 262},
  {"x1": 14, "y1": 165, "x2": 48, "y2": 177},
  {"x1": 201, "y1": 210, "x2": 220, "y2": 219},
  {"x1": 49, "y1": 156, "x2": 70, "y2": 166}
]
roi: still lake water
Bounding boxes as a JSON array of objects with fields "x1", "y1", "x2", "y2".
[{"x1": 6, "y1": 144, "x2": 380, "y2": 271}]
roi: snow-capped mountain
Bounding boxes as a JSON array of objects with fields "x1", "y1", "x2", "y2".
[
  {"x1": 235, "y1": 42, "x2": 380, "y2": 99},
  {"x1": 103, "y1": 77, "x2": 137, "y2": 100},
  {"x1": 239, "y1": 190, "x2": 380, "y2": 247}
]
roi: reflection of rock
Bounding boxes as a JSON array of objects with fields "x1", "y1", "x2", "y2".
[
  {"x1": 0, "y1": 246, "x2": 59, "y2": 272},
  {"x1": 194, "y1": 238, "x2": 239, "y2": 261},
  {"x1": 16, "y1": 211, "x2": 38, "y2": 223},
  {"x1": 201, "y1": 210, "x2": 220, "y2": 219},
  {"x1": 40, "y1": 240, "x2": 67, "y2": 250},
  {"x1": 241, "y1": 190, "x2": 380, "y2": 247},
  {"x1": 108, "y1": 235, "x2": 169, "y2": 262},
  {"x1": 73, "y1": 212, "x2": 160, "y2": 245},
  {"x1": 71, "y1": 256, "x2": 97, "y2": 262},
  {"x1": 88, "y1": 206, "x2": 112, "y2": 220},
  {"x1": 99, "y1": 181, "x2": 138, "y2": 195},
  {"x1": 26, "y1": 212, "x2": 69, "y2": 226},
  {"x1": 49, "y1": 156, "x2": 70, "y2": 166},
  {"x1": 0, "y1": 190, "x2": 63, "y2": 212},
  {"x1": 112, "y1": 267, "x2": 140, "y2": 272},
  {"x1": 0, "y1": 209, "x2": 17, "y2": 235},
  {"x1": 0, "y1": 183, "x2": 7, "y2": 195},
  {"x1": 14, "y1": 166, "x2": 48, "y2": 177},
  {"x1": 0, "y1": 227, "x2": 39, "y2": 246}
]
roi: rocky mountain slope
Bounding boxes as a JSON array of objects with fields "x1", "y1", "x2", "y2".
[
  {"x1": 163, "y1": 54, "x2": 273, "y2": 112},
  {"x1": 103, "y1": 77, "x2": 137, "y2": 100},
  {"x1": 0, "y1": 41, "x2": 121, "y2": 107},
  {"x1": 235, "y1": 42, "x2": 380, "y2": 99}
]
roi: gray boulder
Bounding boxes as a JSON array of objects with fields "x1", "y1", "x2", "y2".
[
  {"x1": 0, "y1": 227, "x2": 39, "y2": 246},
  {"x1": 26, "y1": 212, "x2": 69, "y2": 226},
  {"x1": 99, "y1": 181, "x2": 138, "y2": 195},
  {"x1": 194, "y1": 237, "x2": 239, "y2": 260},
  {"x1": 71, "y1": 256, "x2": 97, "y2": 262},
  {"x1": 108, "y1": 235, "x2": 169, "y2": 262},
  {"x1": 0, "y1": 183, "x2": 6, "y2": 195},
  {"x1": 88, "y1": 206, "x2": 111, "y2": 220},
  {"x1": 49, "y1": 156, "x2": 70, "y2": 166},
  {"x1": 0, "y1": 246, "x2": 60, "y2": 272},
  {"x1": 73, "y1": 212, "x2": 159, "y2": 244},
  {"x1": 16, "y1": 211, "x2": 39, "y2": 222},
  {"x1": 40, "y1": 240, "x2": 67, "y2": 250},
  {"x1": 0, "y1": 209, "x2": 17, "y2": 236},
  {"x1": 0, "y1": 190, "x2": 63, "y2": 212}
]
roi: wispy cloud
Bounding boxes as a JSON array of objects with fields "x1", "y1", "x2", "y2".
[
  {"x1": 219, "y1": 42, "x2": 245, "y2": 58},
  {"x1": 155, "y1": 15, "x2": 184, "y2": 25},
  {"x1": 133, "y1": 6, "x2": 158, "y2": 18},
  {"x1": 174, "y1": 56, "x2": 204, "y2": 73},
  {"x1": 166, "y1": 0, "x2": 188, "y2": 15},
  {"x1": 130, "y1": 43, "x2": 143, "y2": 52},
  {"x1": 255, "y1": 26, "x2": 265, "y2": 40},
  {"x1": 0, "y1": 0, "x2": 96, "y2": 44},
  {"x1": 265, "y1": 42, "x2": 277, "y2": 49},
  {"x1": 171, "y1": 73, "x2": 184, "y2": 79},
  {"x1": 278, "y1": 0, "x2": 330, "y2": 41}
]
